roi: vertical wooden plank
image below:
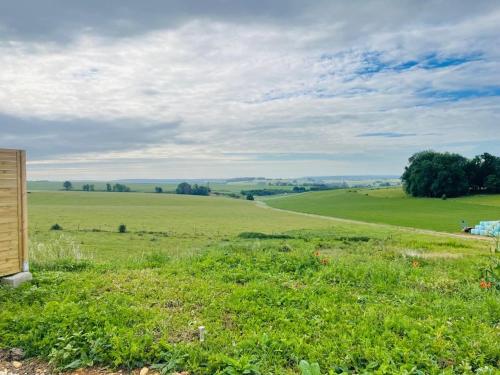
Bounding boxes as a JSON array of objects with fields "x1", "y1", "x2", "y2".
[
  {"x1": 16, "y1": 151, "x2": 23, "y2": 271},
  {"x1": 19, "y1": 150, "x2": 28, "y2": 271}
]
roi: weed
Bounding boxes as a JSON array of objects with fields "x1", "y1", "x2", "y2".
[
  {"x1": 29, "y1": 235, "x2": 93, "y2": 271},
  {"x1": 238, "y1": 232, "x2": 293, "y2": 239}
]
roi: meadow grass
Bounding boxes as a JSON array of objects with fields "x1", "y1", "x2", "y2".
[
  {"x1": 265, "y1": 188, "x2": 500, "y2": 233},
  {"x1": 0, "y1": 191, "x2": 499, "y2": 374}
]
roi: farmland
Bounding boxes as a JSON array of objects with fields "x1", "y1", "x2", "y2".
[
  {"x1": 266, "y1": 188, "x2": 500, "y2": 233},
  {"x1": 0, "y1": 191, "x2": 498, "y2": 374}
]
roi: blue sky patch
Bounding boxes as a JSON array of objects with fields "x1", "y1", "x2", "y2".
[{"x1": 418, "y1": 86, "x2": 500, "y2": 101}]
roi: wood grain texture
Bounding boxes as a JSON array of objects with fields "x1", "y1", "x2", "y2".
[{"x1": 0, "y1": 148, "x2": 26, "y2": 276}]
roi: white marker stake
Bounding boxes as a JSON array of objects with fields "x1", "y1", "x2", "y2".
[{"x1": 199, "y1": 326, "x2": 206, "y2": 342}]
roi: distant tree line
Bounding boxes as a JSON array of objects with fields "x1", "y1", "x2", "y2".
[
  {"x1": 402, "y1": 151, "x2": 500, "y2": 198},
  {"x1": 241, "y1": 188, "x2": 290, "y2": 196},
  {"x1": 82, "y1": 184, "x2": 95, "y2": 191},
  {"x1": 176, "y1": 182, "x2": 211, "y2": 196},
  {"x1": 62, "y1": 181, "x2": 131, "y2": 192}
]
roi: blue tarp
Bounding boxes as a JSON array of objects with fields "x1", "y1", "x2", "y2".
[{"x1": 470, "y1": 221, "x2": 500, "y2": 236}]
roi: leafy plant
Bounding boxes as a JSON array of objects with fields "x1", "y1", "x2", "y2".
[
  {"x1": 299, "y1": 360, "x2": 321, "y2": 375},
  {"x1": 50, "y1": 223, "x2": 63, "y2": 231},
  {"x1": 118, "y1": 224, "x2": 127, "y2": 233}
]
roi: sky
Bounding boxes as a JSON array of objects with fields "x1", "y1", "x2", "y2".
[{"x1": 0, "y1": 0, "x2": 499, "y2": 180}]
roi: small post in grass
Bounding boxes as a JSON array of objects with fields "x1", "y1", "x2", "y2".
[{"x1": 198, "y1": 326, "x2": 206, "y2": 342}]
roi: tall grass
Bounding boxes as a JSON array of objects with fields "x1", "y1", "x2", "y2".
[{"x1": 29, "y1": 235, "x2": 93, "y2": 271}]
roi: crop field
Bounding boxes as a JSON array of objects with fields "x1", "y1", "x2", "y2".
[
  {"x1": 266, "y1": 188, "x2": 500, "y2": 233},
  {"x1": 0, "y1": 192, "x2": 499, "y2": 374}
]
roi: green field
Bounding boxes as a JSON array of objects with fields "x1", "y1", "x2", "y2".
[
  {"x1": 266, "y1": 188, "x2": 500, "y2": 233},
  {"x1": 27, "y1": 191, "x2": 331, "y2": 263},
  {"x1": 1, "y1": 192, "x2": 499, "y2": 374}
]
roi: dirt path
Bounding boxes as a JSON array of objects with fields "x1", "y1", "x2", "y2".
[{"x1": 254, "y1": 200, "x2": 493, "y2": 242}]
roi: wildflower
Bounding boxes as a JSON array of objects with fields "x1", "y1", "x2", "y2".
[
  {"x1": 314, "y1": 251, "x2": 320, "y2": 257},
  {"x1": 480, "y1": 280, "x2": 492, "y2": 289},
  {"x1": 412, "y1": 260, "x2": 420, "y2": 268},
  {"x1": 321, "y1": 258, "x2": 329, "y2": 265}
]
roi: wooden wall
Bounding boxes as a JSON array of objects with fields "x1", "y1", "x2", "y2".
[{"x1": 0, "y1": 149, "x2": 28, "y2": 277}]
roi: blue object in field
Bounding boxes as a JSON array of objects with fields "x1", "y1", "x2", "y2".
[{"x1": 470, "y1": 220, "x2": 500, "y2": 236}]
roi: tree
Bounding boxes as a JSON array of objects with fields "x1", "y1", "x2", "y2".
[
  {"x1": 106, "y1": 183, "x2": 112, "y2": 192},
  {"x1": 246, "y1": 194, "x2": 254, "y2": 201},
  {"x1": 292, "y1": 186, "x2": 306, "y2": 193},
  {"x1": 402, "y1": 151, "x2": 469, "y2": 197},
  {"x1": 176, "y1": 182, "x2": 192, "y2": 195},
  {"x1": 63, "y1": 181, "x2": 72, "y2": 191},
  {"x1": 155, "y1": 186, "x2": 163, "y2": 193},
  {"x1": 113, "y1": 183, "x2": 131, "y2": 192},
  {"x1": 467, "y1": 153, "x2": 500, "y2": 193},
  {"x1": 82, "y1": 184, "x2": 89, "y2": 191},
  {"x1": 485, "y1": 174, "x2": 500, "y2": 193},
  {"x1": 191, "y1": 184, "x2": 210, "y2": 196}
]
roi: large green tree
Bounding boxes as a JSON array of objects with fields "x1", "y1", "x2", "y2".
[
  {"x1": 467, "y1": 153, "x2": 500, "y2": 193},
  {"x1": 176, "y1": 182, "x2": 192, "y2": 195},
  {"x1": 402, "y1": 151, "x2": 469, "y2": 197}
]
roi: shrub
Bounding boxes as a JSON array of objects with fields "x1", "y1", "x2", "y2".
[
  {"x1": 50, "y1": 223, "x2": 63, "y2": 231},
  {"x1": 441, "y1": 194, "x2": 447, "y2": 200},
  {"x1": 246, "y1": 194, "x2": 254, "y2": 201},
  {"x1": 118, "y1": 224, "x2": 127, "y2": 233}
]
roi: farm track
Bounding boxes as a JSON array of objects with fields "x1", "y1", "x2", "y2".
[{"x1": 255, "y1": 200, "x2": 493, "y2": 242}]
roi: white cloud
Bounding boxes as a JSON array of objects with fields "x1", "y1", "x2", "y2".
[{"x1": 1, "y1": 4, "x2": 499, "y2": 179}]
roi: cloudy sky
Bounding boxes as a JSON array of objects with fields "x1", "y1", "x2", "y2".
[{"x1": 1, "y1": 1, "x2": 499, "y2": 180}]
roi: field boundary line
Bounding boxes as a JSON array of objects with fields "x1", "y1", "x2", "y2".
[{"x1": 254, "y1": 200, "x2": 492, "y2": 242}]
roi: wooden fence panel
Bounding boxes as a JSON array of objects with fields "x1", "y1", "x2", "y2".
[{"x1": 0, "y1": 149, "x2": 27, "y2": 276}]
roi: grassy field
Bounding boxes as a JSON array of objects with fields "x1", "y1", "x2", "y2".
[
  {"x1": 0, "y1": 192, "x2": 499, "y2": 374},
  {"x1": 265, "y1": 188, "x2": 500, "y2": 233},
  {"x1": 27, "y1": 191, "x2": 331, "y2": 263}
]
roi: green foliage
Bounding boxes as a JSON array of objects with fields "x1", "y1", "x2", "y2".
[
  {"x1": 29, "y1": 235, "x2": 93, "y2": 271},
  {"x1": 192, "y1": 184, "x2": 211, "y2": 196},
  {"x1": 50, "y1": 223, "x2": 63, "y2": 231},
  {"x1": 402, "y1": 151, "x2": 500, "y2": 197},
  {"x1": 82, "y1": 184, "x2": 95, "y2": 192},
  {"x1": 175, "y1": 182, "x2": 211, "y2": 195},
  {"x1": 241, "y1": 189, "x2": 289, "y2": 196},
  {"x1": 176, "y1": 182, "x2": 192, "y2": 194},
  {"x1": 402, "y1": 151, "x2": 469, "y2": 197},
  {"x1": 113, "y1": 183, "x2": 131, "y2": 192},
  {"x1": 238, "y1": 232, "x2": 293, "y2": 239},
  {"x1": 485, "y1": 174, "x2": 500, "y2": 194},
  {"x1": 118, "y1": 224, "x2": 127, "y2": 233},
  {"x1": 154, "y1": 186, "x2": 163, "y2": 193},
  {"x1": 63, "y1": 181, "x2": 72, "y2": 191},
  {"x1": 106, "y1": 183, "x2": 112, "y2": 192},
  {"x1": 468, "y1": 153, "x2": 500, "y2": 193},
  {"x1": 246, "y1": 194, "x2": 254, "y2": 201},
  {"x1": 299, "y1": 360, "x2": 321, "y2": 375}
]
